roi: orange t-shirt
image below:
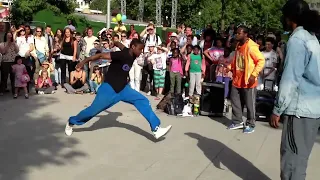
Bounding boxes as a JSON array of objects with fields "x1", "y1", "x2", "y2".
[
  {"x1": 232, "y1": 43, "x2": 259, "y2": 88},
  {"x1": 233, "y1": 44, "x2": 247, "y2": 88}
]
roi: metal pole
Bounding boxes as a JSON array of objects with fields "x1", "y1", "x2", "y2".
[
  {"x1": 138, "y1": 0, "x2": 144, "y2": 22},
  {"x1": 106, "y1": 0, "x2": 111, "y2": 28},
  {"x1": 171, "y1": 0, "x2": 177, "y2": 28},
  {"x1": 156, "y1": 0, "x2": 162, "y2": 26}
]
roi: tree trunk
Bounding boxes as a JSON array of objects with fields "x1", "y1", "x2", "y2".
[{"x1": 220, "y1": 0, "x2": 226, "y2": 33}]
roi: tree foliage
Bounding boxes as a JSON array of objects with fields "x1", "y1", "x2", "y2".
[
  {"x1": 10, "y1": 0, "x2": 76, "y2": 26},
  {"x1": 89, "y1": 0, "x2": 286, "y2": 31}
]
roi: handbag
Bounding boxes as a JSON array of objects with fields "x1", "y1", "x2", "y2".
[
  {"x1": 20, "y1": 73, "x2": 30, "y2": 83},
  {"x1": 36, "y1": 50, "x2": 46, "y2": 63}
]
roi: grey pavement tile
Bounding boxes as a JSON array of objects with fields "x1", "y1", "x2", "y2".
[{"x1": 0, "y1": 91, "x2": 319, "y2": 180}]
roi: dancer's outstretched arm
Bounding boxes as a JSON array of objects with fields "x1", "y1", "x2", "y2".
[{"x1": 76, "y1": 42, "x2": 125, "y2": 69}]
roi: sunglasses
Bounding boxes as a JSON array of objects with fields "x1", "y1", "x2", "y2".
[
  {"x1": 37, "y1": 31, "x2": 42, "y2": 32},
  {"x1": 121, "y1": 35, "x2": 126, "y2": 37}
]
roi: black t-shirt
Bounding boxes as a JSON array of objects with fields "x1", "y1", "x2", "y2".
[{"x1": 104, "y1": 48, "x2": 135, "y2": 93}]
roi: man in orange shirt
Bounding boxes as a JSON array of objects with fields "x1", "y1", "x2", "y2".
[{"x1": 228, "y1": 26, "x2": 265, "y2": 133}]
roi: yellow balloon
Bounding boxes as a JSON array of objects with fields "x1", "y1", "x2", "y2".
[
  {"x1": 112, "y1": 17, "x2": 117, "y2": 22},
  {"x1": 116, "y1": 14, "x2": 122, "y2": 21},
  {"x1": 114, "y1": 26, "x2": 119, "y2": 33}
]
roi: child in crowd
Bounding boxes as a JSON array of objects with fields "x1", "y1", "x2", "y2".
[
  {"x1": 169, "y1": 48, "x2": 185, "y2": 94},
  {"x1": 181, "y1": 44, "x2": 193, "y2": 97},
  {"x1": 39, "y1": 61, "x2": 54, "y2": 77},
  {"x1": 100, "y1": 40, "x2": 111, "y2": 65},
  {"x1": 148, "y1": 44, "x2": 168, "y2": 100},
  {"x1": 36, "y1": 70, "x2": 55, "y2": 94},
  {"x1": 53, "y1": 37, "x2": 62, "y2": 87},
  {"x1": 12, "y1": 56, "x2": 29, "y2": 99},
  {"x1": 185, "y1": 45, "x2": 206, "y2": 98},
  {"x1": 216, "y1": 47, "x2": 233, "y2": 100},
  {"x1": 144, "y1": 42, "x2": 157, "y2": 96},
  {"x1": 88, "y1": 40, "x2": 101, "y2": 80},
  {"x1": 109, "y1": 41, "x2": 121, "y2": 52},
  {"x1": 75, "y1": 32, "x2": 86, "y2": 62},
  {"x1": 89, "y1": 65, "x2": 103, "y2": 94}
]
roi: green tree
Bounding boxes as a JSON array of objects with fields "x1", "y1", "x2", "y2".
[{"x1": 10, "y1": 0, "x2": 76, "y2": 26}]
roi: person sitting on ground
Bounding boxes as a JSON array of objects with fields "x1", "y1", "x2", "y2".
[
  {"x1": 39, "y1": 61, "x2": 54, "y2": 77},
  {"x1": 36, "y1": 70, "x2": 55, "y2": 94},
  {"x1": 64, "y1": 66, "x2": 89, "y2": 94},
  {"x1": 89, "y1": 65, "x2": 103, "y2": 94}
]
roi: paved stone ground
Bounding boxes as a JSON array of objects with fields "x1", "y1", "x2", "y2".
[{"x1": 0, "y1": 89, "x2": 319, "y2": 180}]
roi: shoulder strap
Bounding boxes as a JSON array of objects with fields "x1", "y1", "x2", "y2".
[
  {"x1": 34, "y1": 38, "x2": 37, "y2": 50},
  {"x1": 144, "y1": 34, "x2": 150, "y2": 43}
]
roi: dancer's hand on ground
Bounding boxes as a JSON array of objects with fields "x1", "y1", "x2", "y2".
[{"x1": 270, "y1": 114, "x2": 280, "y2": 128}]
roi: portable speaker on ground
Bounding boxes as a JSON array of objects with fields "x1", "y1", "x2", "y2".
[
  {"x1": 256, "y1": 90, "x2": 276, "y2": 121},
  {"x1": 200, "y1": 82, "x2": 225, "y2": 116},
  {"x1": 255, "y1": 79, "x2": 277, "y2": 121}
]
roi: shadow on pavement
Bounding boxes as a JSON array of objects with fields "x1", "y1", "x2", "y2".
[
  {"x1": 209, "y1": 116, "x2": 231, "y2": 127},
  {"x1": 185, "y1": 132, "x2": 271, "y2": 180},
  {"x1": 0, "y1": 95, "x2": 86, "y2": 180},
  {"x1": 73, "y1": 111, "x2": 164, "y2": 142}
]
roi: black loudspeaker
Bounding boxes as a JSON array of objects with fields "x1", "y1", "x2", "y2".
[
  {"x1": 200, "y1": 82, "x2": 225, "y2": 116},
  {"x1": 256, "y1": 90, "x2": 276, "y2": 120}
]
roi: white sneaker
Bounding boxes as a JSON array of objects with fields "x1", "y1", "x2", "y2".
[
  {"x1": 65, "y1": 123, "x2": 73, "y2": 136},
  {"x1": 153, "y1": 125, "x2": 172, "y2": 139},
  {"x1": 147, "y1": 91, "x2": 151, "y2": 96}
]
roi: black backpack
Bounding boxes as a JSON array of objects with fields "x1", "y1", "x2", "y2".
[{"x1": 165, "y1": 94, "x2": 184, "y2": 115}]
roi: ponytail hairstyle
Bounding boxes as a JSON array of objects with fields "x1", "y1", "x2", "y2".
[{"x1": 282, "y1": 0, "x2": 320, "y2": 33}]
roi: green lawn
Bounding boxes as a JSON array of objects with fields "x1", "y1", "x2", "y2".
[
  {"x1": 33, "y1": 10, "x2": 105, "y2": 34},
  {"x1": 33, "y1": 10, "x2": 175, "y2": 40}
]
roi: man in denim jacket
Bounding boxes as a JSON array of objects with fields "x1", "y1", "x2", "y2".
[{"x1": 270, "y1": 1, "x2": 320, "y2": 180}]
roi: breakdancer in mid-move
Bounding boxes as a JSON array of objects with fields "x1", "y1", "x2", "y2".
[{"x1": 65, "y1": 39, "x2": 172, "y2": 139}]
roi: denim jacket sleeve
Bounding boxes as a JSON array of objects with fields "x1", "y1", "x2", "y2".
[{"x1": 273, "y1": 37, "x2": 307, "y2": 116}]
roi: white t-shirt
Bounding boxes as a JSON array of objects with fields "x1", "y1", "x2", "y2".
[
  {"x1": 34, "y1": 36, "x2": 48, "y2": 55},
  {"x1": 149, "y1": 53, "x2": 167, "y2": 70},
  {"x1": 262, "y1": 50, "x2": 278, "y2": 80},
  {"x1": 258, "y1": 50, "x2": 278, "y2": 90},
  {"x1": 16, "y1": 36, "x2": 34, "y2": 57},
  {"x1": 179, "y1": 35, "x2": 198, "y2": 48},
  {"x1": 143, "y1": 34, "x2": 162, "y2": 52},
  {"x1": 121, "y1": 39, "x2": 131, "y2": 48},
  {"x1": 84, "y1": 36, "x2": 98, "y2": 57}
]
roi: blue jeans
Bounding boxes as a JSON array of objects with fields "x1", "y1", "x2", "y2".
[
  {"x1": 89, "y1": 80, "x2": 100, "y2": 93},
  {"x1": 68, "y1": 83, "x2": 161, "y2": 131},
  {"x1": 216, "y1": 76, "x2": 231, "y2": 98}
]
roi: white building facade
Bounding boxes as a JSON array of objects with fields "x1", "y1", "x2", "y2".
[{"x1": 76, "y1": 0, "x2": 90, "y2": 10}]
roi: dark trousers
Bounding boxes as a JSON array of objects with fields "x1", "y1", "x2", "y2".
[
  {"x1": 22, "y1": 57, "x2": 35, "y2": 93},
  {"x1": 280, "y1": 115, "x2": 320, "y2": 180},
  {"x1": 0, "y1": 62, "x2": 15, "y2": 94},
  {"x1": 230, "y1": 85, "x2": 257, "y2": 128},
  {"x1": 60, "y1": 59, "x2": 77, "y2": 84}
]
